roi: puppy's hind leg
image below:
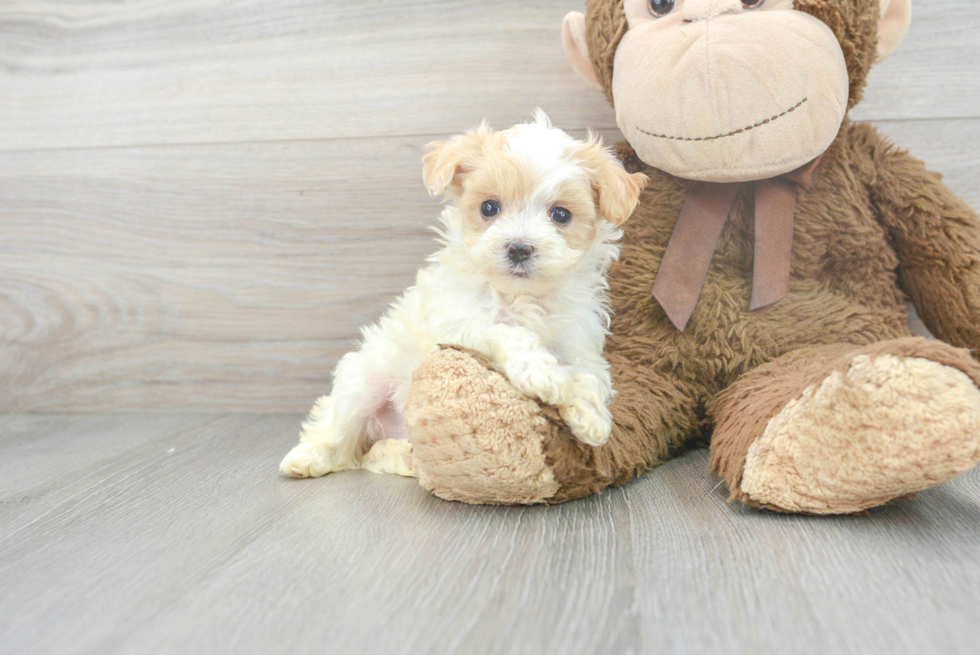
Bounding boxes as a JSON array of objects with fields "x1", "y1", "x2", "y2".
[
  {"x1": 280, "y1": 347, "x2": 381, "y2": 478},
  {"x1": 362, "y1": 439, "x2": 415, "y2": 477},
  {"x1": 279, "y1": 395, "x2": 349, "y2": 478},
  {"x1": 361, "y1": 402, "x2": 416, "y2": 477}
]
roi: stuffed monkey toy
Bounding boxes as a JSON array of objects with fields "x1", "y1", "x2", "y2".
[{"x1": 403, "y1": 0, "x2": 980, "y2": 513}]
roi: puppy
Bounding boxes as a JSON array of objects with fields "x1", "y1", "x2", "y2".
[{"x1": 280, "y1": 111, "x2": 647, "y2": 479}]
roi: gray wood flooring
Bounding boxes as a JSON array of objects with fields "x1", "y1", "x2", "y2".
[
  {"x1": 3, "y1": 2, "x2": 980, "y2": 653},
  {"x1": 2, "y1": 414, "x2": 979, "y2": 655}
]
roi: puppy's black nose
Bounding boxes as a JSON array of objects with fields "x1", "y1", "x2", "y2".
[{"x1": 507, "y1": 242, "x2": 534, "y2": 264}]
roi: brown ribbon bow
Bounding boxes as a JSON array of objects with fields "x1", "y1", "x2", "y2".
[{"x1": 651, "y1": 156, "x2": 823, "y2": 332}]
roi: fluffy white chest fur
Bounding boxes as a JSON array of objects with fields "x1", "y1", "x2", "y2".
[
  {"x1": 374, "y1": 238, "x2": 616, "y2": 414},
  {"x1": 280, "y1": 111, "x2": 647, "y2": 479}
]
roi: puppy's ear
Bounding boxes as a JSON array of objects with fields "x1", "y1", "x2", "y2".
[
  {"x1": 422, "y1": 124, "x2": 491, "y2": 197},
  {"x1": 422, "y1": 138, "x2": 463, "y2": 197},
  {"x1": 579, "y1": 137, "x2": 648, "y2": 226}
]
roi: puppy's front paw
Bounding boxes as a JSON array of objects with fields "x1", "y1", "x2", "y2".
[
  {"x1": 507, "y1": 354, "x2": 573, "y2": 406},
  {"x1": 280, "y1": 442, "x2": 345, "y2": 478},
  {"x1": 560, "y1": 373, "x2": 613, "y2": 446}
]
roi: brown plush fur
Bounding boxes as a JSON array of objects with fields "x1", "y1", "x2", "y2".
[{"x1": 404, "y1": 0, "x2": 980, "y2": 511}]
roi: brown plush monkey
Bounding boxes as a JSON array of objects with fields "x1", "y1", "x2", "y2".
[{"x1": 403, "y1": 0, "x2": 980, "y2": 513}]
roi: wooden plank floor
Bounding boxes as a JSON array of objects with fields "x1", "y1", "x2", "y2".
[
  {"x1": 2, "y1": 414, "x2": 980, "y2": 655},
  {"x1": 2, "y1": 2, "x2": 980, "y2": 652}
]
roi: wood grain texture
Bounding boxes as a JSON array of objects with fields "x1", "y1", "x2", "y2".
[
  {"x1": 0, "y1": 0, "x2": 978, "y2": 412},
  {"x1": 0, "y1": 1, "x2": 976, "y2": 151},
  {"x1": 0, "y1": 136, "x2": 439, "y2": 412},
  {"x1": 0, "y1": 121, "x2": 972, "y2": 412},
  {"x1": 0, "y1": 130, "x2": 623, "y2": 413},
  {"x1": 1, "y1": 414, "x2": 979, "y2": 654}
]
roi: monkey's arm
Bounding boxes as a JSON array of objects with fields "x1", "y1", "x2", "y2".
[{"x1": 858, "y1": 123, "x2": 980, "y2": 357}]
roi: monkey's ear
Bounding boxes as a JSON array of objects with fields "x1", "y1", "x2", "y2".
[
  {"x1": 562, "y1": 12, "x2": 603, "y2": 92},
  {"x1": 877, "y1": 0, "x2": 911, "y2": 62}
]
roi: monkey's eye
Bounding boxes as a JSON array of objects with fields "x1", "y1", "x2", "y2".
[
  {"x1": 742, "y1": 0, "x2": 764, "y2": 8},
  {"x1": 550, "y1": 207, "x2": 572, "y2": 225},
  {"x1": 480, "y1": 200, "x2": 500, "y2": 218},
  {"x1": 648, "y1": 0, "x2": 675, "y2": 17}
]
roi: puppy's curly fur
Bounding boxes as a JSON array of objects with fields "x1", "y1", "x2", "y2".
[{"x1": 279, "y1": 111, "x2": 647, "y2": 479}]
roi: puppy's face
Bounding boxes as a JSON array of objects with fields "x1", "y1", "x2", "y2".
[{"x1": 423, "y1": 115, "x2": 648, "y2": 295}]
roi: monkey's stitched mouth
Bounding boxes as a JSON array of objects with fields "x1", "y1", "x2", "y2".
[{"x1": 636, "y1": 97, "x2": 808, "y2": 143}]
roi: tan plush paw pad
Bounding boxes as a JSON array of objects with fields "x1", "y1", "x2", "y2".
[
  {"x1": 405, "y1": 347, "x2": 561, "y2": 505},
  {"x1": 742, "y1": 354, "x2": 980, "y2": 514}
]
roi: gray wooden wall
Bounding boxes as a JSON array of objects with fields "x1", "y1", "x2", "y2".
[{"x1": 1, "y1": 1, "x2": 978, "y2": 413}]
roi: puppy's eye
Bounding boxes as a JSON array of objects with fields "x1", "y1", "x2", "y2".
[
  {"x1": 480, "y1": 200, "x2": 500, "y2": 219},
  {"x1": 550, "y1": 207, "x2": 572, "y2": 225},
  {"x1": 649, "y1": 0, "x2": 675, "y2": 16},
  {"x1": 742, "y1": 0, "x2": 764, "y2": 8}
]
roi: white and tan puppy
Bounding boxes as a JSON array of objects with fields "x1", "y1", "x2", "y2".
[{"x1": 280, "y1": 111, "x2": 647, "y2": 479}]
